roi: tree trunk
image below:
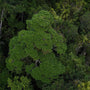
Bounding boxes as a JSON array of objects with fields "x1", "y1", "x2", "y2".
[{"x1": 0, "y1": 9, "x2": 4, "y2": 36}]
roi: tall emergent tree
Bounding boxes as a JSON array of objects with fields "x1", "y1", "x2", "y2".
[{"x1": 6, "y1": 10, "x2": 67, "y2": 84}]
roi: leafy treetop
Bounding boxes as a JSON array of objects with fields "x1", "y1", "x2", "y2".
[{"x1": 6, "y1": 10, "x2": 67, "y2": 83}]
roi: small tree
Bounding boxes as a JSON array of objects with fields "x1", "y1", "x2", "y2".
[
  {"x1": 8, "y1": 76, "x2": 32, "y2": 90},
  {"x1": 6, "y1": 10, "x2": 67, "y2": 83}
]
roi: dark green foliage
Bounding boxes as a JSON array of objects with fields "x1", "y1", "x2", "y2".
[
  {"x1": 62, "y1": 53, "x2": 86, "y2": 79},
  {"x1": 79, "y1": 11, "x2": 90, "y2": 34},
  {"x1": 61, "y1": 22, "x2": 79, "y2": 42},
  {"x1": 42, "y1": 79, "x2": 64, "y2": 90},
  {"x1": 0, "y1": 42, "x2": 5, "y2": 69},
  {"x1": 0, "y1": 69, "x2": 11, "y2": 89},
  {"x1": 42, "y1": 78, "x2": 78, "y2": 90}
]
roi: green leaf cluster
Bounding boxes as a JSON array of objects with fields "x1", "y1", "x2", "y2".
[
  {"x1": 30, "y1": 53, "x2": 65, "y2": 83},
  {"x1": 8, "y1": 76, "x2": 32, "y2": 90}
]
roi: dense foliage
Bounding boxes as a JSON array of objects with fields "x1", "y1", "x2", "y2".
[
  {"x1": 6, "y1": 11, "x2": 66, "y2": 84},
  {"x1": 0, "y1": 0, "x2": 90, "y2": 90}
]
